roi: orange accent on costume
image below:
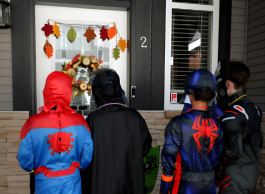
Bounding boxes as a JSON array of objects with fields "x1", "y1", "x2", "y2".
[
  {"x1": 162, "y1": 174, "x2": 173, "y2": 182},
  {"x1": 172, "y1": 152, "x2": 182, "y2": 193},
  {"x1": 235, "y1": 106, "x2": 243, "y2": 111},
  {"x1": 224, "y1": 111, "x2": 238, "y2": 114}
]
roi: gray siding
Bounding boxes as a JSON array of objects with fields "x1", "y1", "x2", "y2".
[
  {"x1": 0, "y1": 29, "x2": 13, "y2": 111},
  {"x1": 246, "y1": 0, "x2": 265, "y2": 111},
  {"x1": 230, "y1": 0, "x2": 247, "y2": 62}
]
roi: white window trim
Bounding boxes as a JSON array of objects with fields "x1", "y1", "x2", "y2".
[{"x1": 164, "y1": 0, "x2": 220, "y2": 110}]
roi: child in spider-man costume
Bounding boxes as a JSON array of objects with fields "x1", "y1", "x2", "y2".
[
  {"x1": 160, "y1": 69, "x2": 224, "y2": 194},
  {"x1": 17, "y1": 72, "x2": 93, "y2": 194}
]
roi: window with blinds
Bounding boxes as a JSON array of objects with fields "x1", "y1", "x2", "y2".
[
  {"x1": 171, "y1": 10, "x2": 211, "y2": 102},
  {"x1": 172, "y1": 0, "x2": 212, "y2": 5}
]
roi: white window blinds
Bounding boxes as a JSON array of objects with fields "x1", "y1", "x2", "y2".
[{"x1": 170, "y1": 9, "x2": 211, "y2": 101}]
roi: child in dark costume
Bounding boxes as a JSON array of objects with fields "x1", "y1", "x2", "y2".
[
  {"x1": 81, "y1": 69, "x2": 152, "y2": 194},
  {"x1": 160, "y1": 69, "x2": 223, "y2": 194},
  {"x1": 219, "y1": 62, "x2": 263, "y2": 194}
]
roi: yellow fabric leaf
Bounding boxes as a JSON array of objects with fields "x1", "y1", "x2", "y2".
[
  {"x1": 118, "y1": 37, "x2": 127, "y2": 52},
  {"x1": 52, "y1": 22, "x2": 60, "y2": 38}
]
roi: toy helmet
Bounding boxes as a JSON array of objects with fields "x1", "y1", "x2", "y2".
[
  {"x1": 179, "y1": 69, "x2": 223, "y2": 117},
  {"x1": 179, "y1": 69, "x2": 217, "y2": 105}
]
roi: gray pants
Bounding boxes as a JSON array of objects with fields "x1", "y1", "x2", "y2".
[{"x1": 220, "y1": 163, "x2": 259, "y2": 194}]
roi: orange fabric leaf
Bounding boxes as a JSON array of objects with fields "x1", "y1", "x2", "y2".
[
  {"x1": 108, "y1": 25, "x2": 117, "y2": 39},
  {"x1": 118, "y1": 37, "x2": 126, "y2": 52},
  {"x1": 83, "y1": 27, "x2": 97, "y2": 43},
  {"x1": 45, "y1": 45, "x2": 53, "y2": 58}
]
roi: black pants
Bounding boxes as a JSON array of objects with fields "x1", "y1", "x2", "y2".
[
  {"x1": 220, "y1": 164, "x2": 259, "y2": 194},
  {"x1": 30, "y1": 173, "x2": 35, "y2": 194}
]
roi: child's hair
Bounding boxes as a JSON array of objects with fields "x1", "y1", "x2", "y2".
[
  {"x1": 194, "y1": 87, "x2": 215, "y2": 102},
  {"x1": 226, "y1": 62, "x2": 250, "y2": 89}
]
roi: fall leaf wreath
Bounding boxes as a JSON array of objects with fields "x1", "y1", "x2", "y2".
[
  {"x1": 61, "y1": 54, "x2": 103, "y2": 99},
  {"x1": 41, "y1": 20, "x2": 127, "y2": 99}
]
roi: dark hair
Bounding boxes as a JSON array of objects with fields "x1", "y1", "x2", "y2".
[
  {"x1": 226, "y1": 62, "x2": 250, "y2": 89},
  {"x1": 194, "y1": 87, "x2": 215, "y2": 102}
]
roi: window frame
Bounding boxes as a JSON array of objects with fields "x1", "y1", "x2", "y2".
[{"x1": 164, "y1": 0, "x2": 220, "y2": 110}]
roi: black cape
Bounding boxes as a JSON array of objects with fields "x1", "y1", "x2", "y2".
[{"x1": 81, "y1": 70, "x2": 152, "y2": 194}]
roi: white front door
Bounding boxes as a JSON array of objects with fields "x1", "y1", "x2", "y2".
[{"x1": 35, "y1": 5, "x2": 128, "y2": 112}]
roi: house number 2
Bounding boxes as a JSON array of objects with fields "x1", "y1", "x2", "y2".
[{"x1": 140, "y1": 36, "x2": 147, "y2": 48}]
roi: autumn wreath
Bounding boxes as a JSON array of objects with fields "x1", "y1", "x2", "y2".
[{"x1": 61, "y1": 54, "x2": 103, "y2": 99}]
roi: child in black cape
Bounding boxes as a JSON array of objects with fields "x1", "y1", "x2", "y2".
[{"x1": 81, "y1": 69, "x2": 152, "y2": 194}]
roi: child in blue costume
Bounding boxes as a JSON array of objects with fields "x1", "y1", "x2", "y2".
[
  {"x1": 17, "y1": 72, "x2": 93, "y2": 194},
  {"x1": 160, "y1": 69, "x2": 223, "y2": 194}
]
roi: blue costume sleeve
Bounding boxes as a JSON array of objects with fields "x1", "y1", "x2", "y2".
[
  {"x1": 160, "y1": 118, "x2": 182, "y2": 194},
  {"x1": 80, "y1": 127, "x2": 93, "y2": 170},
  {"x1": 17, "y1": 121, "x2": 34, "y2": 172}
]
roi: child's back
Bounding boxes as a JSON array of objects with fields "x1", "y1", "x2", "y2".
[
  {"x1": 161, "y1": 109, "x2": 222, "y2": 194},
  {"x1": 160, "y1": 69, "x2": 223, "y2": 194}
]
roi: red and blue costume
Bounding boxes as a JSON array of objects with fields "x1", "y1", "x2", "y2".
[
  {"x1": 160, "y1": 70, "x2": 224, "y2": 194},
  {"x1": 160, "y1": 108, "x2": 223, "y2": 194},
  {"x1": 17, "y1": 72, "x2": 93, "y2": 194}
]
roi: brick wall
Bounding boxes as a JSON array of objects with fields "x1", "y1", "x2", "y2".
[
  {"x1": 139, "y1": 111, "x2": 181, "y2": 194},
  {"x1": 0, "y1": 112, "x2": 29, "y2": 194}
]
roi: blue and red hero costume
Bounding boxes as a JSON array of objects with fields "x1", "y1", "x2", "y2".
[
  {"x1": 160, "y1": 108, "x2": 223, "y2": 194},
  {"x1": 160, "y1": 69, "x2": 223, "y2": 194},
  {"x1": 17, "y1": 71, "x2": 93, "y2": 194}
]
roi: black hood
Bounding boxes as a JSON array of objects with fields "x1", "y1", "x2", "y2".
[{"x1": 92, "y1": 69, "x2": 124, "y2": 107}]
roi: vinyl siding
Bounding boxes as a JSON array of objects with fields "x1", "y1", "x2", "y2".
[
  {"x1": 230, "y1": 0, "x2": 247, "y2": 62},
  {"x1": 0, "y1": 29, "x2": 13, "y2": 111},
  {"x1": 246, "y1": 0, "x2": 265, "y2": 111}
]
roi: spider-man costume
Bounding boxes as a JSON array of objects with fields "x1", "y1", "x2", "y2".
[
  {"x1": 219, "y1": 90, "x2": 263, "y2": 194},
  {"x1": 160, "y1": 108, "x2": 223, "y2": 194},
  {"x1": 160, "y1": 69, "x2": 223, "y2": 194},
  {"x1": 17, "y1": 72, "x2": 93, "y2": 194}
]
